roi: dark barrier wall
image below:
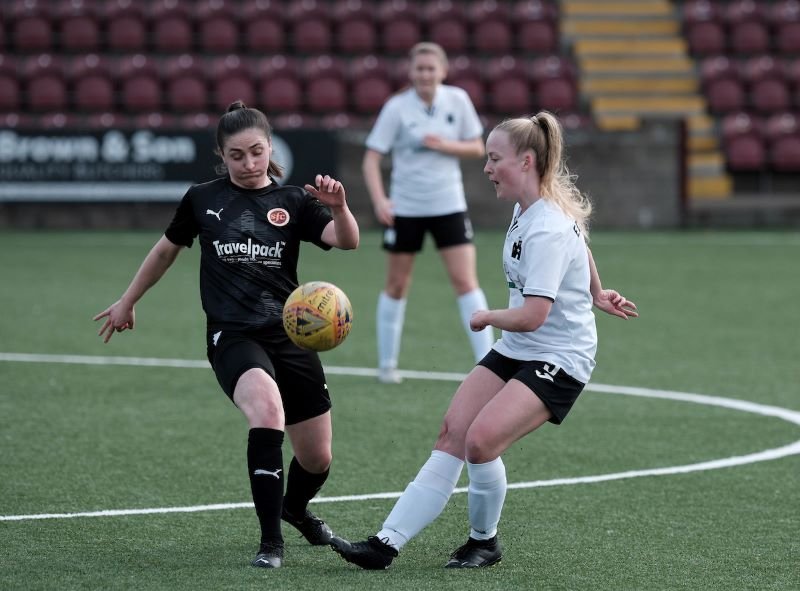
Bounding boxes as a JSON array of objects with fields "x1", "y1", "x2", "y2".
[
  {"x1": 0, "y1": 121, "x2": 681, "y2": 229},
  {"x1": 337, "y1": 119, "x2": 683, "y2": 231}
]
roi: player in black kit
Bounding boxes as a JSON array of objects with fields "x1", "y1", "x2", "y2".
[{"x1": 94, "y1": 101, "x2": 360, "y2": 569}]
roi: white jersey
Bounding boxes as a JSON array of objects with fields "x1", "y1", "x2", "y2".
[
  {"x1": 493, "y1": 200, "x2": 597, "y2": 383},
  {"x1": 365, "y1": 85, "x2": 483, "y2": 217}
]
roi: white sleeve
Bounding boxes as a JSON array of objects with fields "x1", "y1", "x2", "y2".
[
  {"x1": 365, "y1": 98, "x2": 401, "y2": 154},
  {"x1": 521, "y1": 226, "x2": 571, "y2": 301},
  {"x1": 457, "y1": 89, "x2": 484, "y2": 141}
]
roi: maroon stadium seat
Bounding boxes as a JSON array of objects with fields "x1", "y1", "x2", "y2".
[
  {"x1": 473, "y1": 20, "x2": 513, "y2": 55},
  {"x1": 381, "y1": 19, "x2": 422, "y2": 55},
  {"x1": 725, "y1": 134, "x2": 766, "y2": 171},
  {"x1": 58, "y1": 0, "x2": 101, "y2": 52},
  {"x1": 516, "y1": 19, "x2": 558, "y2": 54},
  {"x1": 117, "y1": 54, "x2": 160, "y2": 114},
  {"x1": 750, "y1": 79, "x2": 791, "y2": 113},
  {"x1": 11, "y1": 10, "x2": 53, "y2": 52},
  {"x1": 320, "y1": 112, "x2": 361, "y2": 130},
  {"x1": 699, "y1": 55, "x2": 741, "y2": 86},
  {"x1": 706, "y1": 78, "x2": 746, "y2": 113},
  {"x1": 488, "y1": 77, "x2": 530, "y2": 115},
  {"x1": 686, "y1": 21, "x2": 726, "y2": 56},
  {"x1": 241, "y1": 1, "x2": 286, "y2": 54},
  {"x1": 537, "y1": 77, "x2": 577, "y2": 112},
  {"x1": 729, "y1": 21, "x2": 770, "y2": 56},
  {"x1": 150, "y1": 1, "x2": 193, "y2": 53},
  {"x1": 197, "y1": 0, "x2": 240, "y2": 54},
  {"x1": 428, "y1": 20, "x2": 468, "y2": 54},
  {"x1": 335, "y1": 18, "x2": 378, "y2": 54},
  {"x1": 484, "y1": 55, "x2": 528, "y2": 84},
  {"x1": 306, "y1": 77, "x2": 348, "y2": 113},
  {"x1": 259, "y1": 77, "x2": 303, "y2": 113},
  {"x1": 352, "y1": 76, "x2": 394, "y2": 114},
  {"x1": 741, "y1": 55, "x2": 784, "y2": 86},
  {"x1": 468, "y1": 1, "x2": 512, "y2": 54},
  {"x1": 377, "y1": 0, "x2": 422, "y2": 54},
  {"x1": 104, "y1": 0, "x2": 148, "y2": 52},
  {"x1": 766, "y1": 113, "x2": 800, "y2": 170},
  {"x1": 22, "y1": 54, "x2": 67, "y2": 112},
  {"x1": 165, "y1": 61, "x2": 209, "y2": 113},
  {"x1": 212, "y1": 76, "x2": 256, "y2": 113},
  {"x1": 775, "y1": 22, "x2": 800, "y2": 55},
  {"x1": 70, "y1": 55, "x2": 115, "y2": 112},
  {"x1": 450, "y1": 76, "x2": 486, "y2": 112},
  {"x1": 0, "y1": 56, "x2": 21, "y2": 111},
  {"x1": 0, "y1": 113, "x2": 36, "y2": 128},
  {"x1": 291, "y1": 19, "x2": 333, "y2": 54}
]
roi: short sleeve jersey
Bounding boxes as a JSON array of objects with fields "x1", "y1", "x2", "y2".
[
  {"x1": 493, "y1": 199, "x2": 598, "y2": 383},
  {"x1": 365, "y1": 85, "x2": 483, "y2": 217},
  {"x1": 165, "y1": 177, "x2": 333, "y2": 332}
]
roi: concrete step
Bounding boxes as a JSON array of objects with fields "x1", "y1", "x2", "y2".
[
  {"x1": 562, "y1": 1, "x2": 673, "y2": 18},
  {"x1": 582, "y1": 77, "x2": 699, "y2": 95},
  {"x1": 574, "y1": 38, "x2": 687, "y2": 57},
  {"x1": 563, "y1": 19, "x2": 680, "y2": 37},
  {"x1": 580, "y1": 57, "x2": 694, "y2": 74},
  {"x1": 689, "y1": 135, "x2": 720, "y2": 151},
  {"x1": 689, "y1": 151, "x2": 725, "y2": 175},
  {"x1": 689, "y1": 175, "x2": 733, "y2": 199},
  {"x1": 592, "y1": 95, "x2": 706, "y2": 115}
]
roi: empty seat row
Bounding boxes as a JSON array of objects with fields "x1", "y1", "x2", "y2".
[
  {"x1": 685, "y1": 19, "x2": 800, "y2": 56},
  {"x1": 720, "y1": 111, "x2": 800, "y2": 172},
  {"x1": 0, "y1": 52, "x2": 578, "y2": 116},
  {"x1": 700, "y1": 54, "x2": 800, "y2": 113},
  {"x1": 682, "y1": 0, "x2": 800, "y2": 25},
  {"x1": 3, "y1": 0, "x2": 559, "y2": 55}
]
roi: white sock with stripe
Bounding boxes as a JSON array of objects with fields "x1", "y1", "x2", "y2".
[
  {"x1": 467, "y1": 457, "x2": 507, "y2": 540},
  {"x1": 457, "y1": 289, "x2": 495, "y2": 362},
  {"x1": 377, "y1": 450, "x2": 464, "y2": 550}
]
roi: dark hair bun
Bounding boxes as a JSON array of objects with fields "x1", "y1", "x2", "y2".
[{"x1": 227, "y1": 100, "x2": 247, "y2": 113}]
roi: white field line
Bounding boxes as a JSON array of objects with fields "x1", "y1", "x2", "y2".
[{"x1": 1, "y1": 352, "x2": 799, "y2": 523}]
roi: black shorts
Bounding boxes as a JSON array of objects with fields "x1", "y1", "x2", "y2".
[
  {"x1": 382, "y1": 211, "x2": 474, "y2": 253},
  {"x1": 206, "y1": 327, "x2": 332, "y2": 425},
  {"x1": 478, "y1": 349, "x2": 586, "y2": 425}
]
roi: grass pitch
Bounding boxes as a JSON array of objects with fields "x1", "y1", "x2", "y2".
[{"x1": 1, "y1": 230, "x2": 798, "y2": 590}]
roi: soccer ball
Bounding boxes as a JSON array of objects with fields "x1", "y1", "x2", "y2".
[{"x1": 282, "y1": 281, "x2": 353, "y2": 351}]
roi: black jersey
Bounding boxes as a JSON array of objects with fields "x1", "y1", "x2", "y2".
[{"x1": 165, "y1": 177, "x2": 333, "y2": 332}]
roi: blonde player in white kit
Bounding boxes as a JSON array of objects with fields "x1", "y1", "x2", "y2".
[
  {"x1": 363, "y1": 42, "x2": 494, "y2": 384},
  {"x1": 331, "y1": 112, "x2": 638, "y2": 569}
]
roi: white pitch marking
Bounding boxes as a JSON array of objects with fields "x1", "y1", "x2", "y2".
[{"x1": 1, "y1": 353, "x2": 799, "y2": 522}]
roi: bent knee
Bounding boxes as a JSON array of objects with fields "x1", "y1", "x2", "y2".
[
  {"x1": 464, "y1": 427, "x2": 499, "y2": 464},
  {"x1": 296, "y1": 451, "x2": 332, "y2": 474},
  {"x1": 434, "y1": 418, "x2": 466, "y2": 459}
]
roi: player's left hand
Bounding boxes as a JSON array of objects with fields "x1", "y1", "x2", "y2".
[
  {"x1": 422, "y1": 134, "x2": 446, "y2": 151},
  {"x1": 305, "y1": 174, "x2": 346, "y2": 208},
  {"x1": 594, "y1": 289, "x2": 638, "y2": 319}
]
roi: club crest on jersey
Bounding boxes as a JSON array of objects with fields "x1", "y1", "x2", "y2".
[{"x1": 267, "y1": 208, "x2": 290, "y2": 227}]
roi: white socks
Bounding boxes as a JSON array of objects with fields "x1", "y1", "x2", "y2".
[
  {"x1": 376, "y1": 292, "x2": 406, "y2": 371},
  {"x1": 377, "y1": 450, "x2": 464, "y2": 550},
  {"x1": 467, "y1": 457, "x2": 507, "y2": 540},
  {"x1": 457, "y1": 289, "x2": 495, "y2": 362}
]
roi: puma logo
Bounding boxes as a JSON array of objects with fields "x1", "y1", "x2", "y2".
[
  {"x1": 206, "y1": 208, "x2": 223, "y2": 220},
  {"x1": 254, "y1": 468, "x2": 282, "y2": 479}
]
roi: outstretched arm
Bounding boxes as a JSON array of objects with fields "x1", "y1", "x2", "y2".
[
  {"x1": 587, "y1": 247, "x2": 638, "y2": 319},
  {"x1": 93, "y1": 236, "x2": 183, "y2": 342}
]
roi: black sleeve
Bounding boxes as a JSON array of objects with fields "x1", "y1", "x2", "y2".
[
  {"x1": 164, "y1": 189, "x2": 199, "y2": 248},
  {"x1": 299, "y1": 190, "x2": 334, "y2": 250}
]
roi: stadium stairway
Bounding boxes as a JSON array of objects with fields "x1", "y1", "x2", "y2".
[{"x1": 560, "y1": 0, "x2": 733, "y2": 201}]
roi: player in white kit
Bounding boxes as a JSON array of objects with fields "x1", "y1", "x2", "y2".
[
  {"x1": 363, "y1": 42, "x2": 495, "y2": 383},
  {"x1": 331, "y1": 112, "x2": 638, "y2": 569}
]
